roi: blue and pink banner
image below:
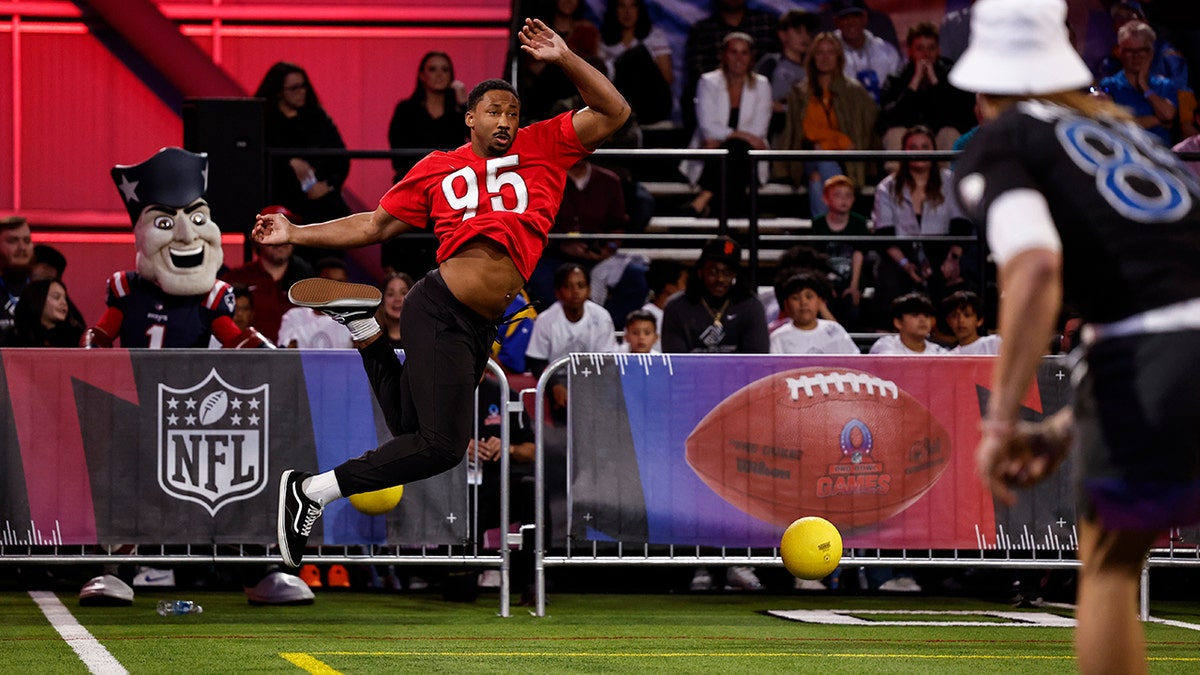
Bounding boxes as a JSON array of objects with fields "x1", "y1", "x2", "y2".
[{"x1": 567, "y1": 354, "x2": 1106, "y2": 550}]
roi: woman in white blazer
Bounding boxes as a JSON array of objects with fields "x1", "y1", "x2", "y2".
[{"x1": 680, "y1": 32, "x2": 773, "y2": 217}]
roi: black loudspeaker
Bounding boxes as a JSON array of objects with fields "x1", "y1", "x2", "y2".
[{"x1": 182, "y1": 97, "x2": 265, "y2": 235}]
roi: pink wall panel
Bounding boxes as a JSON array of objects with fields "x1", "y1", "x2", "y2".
[
  {"x1": 215, "y1": 28, "x2": 510, "y2": 206},
  {"x1": 0, "y1": 32, "x2": 13, "y2": 209},
  {"x1": 20, "y1": 31, "x2": 182, "y2": 212}
]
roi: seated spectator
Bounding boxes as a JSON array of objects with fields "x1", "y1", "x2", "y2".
[
  {"x1": 680, "y1": 32, "x2": 772, "y2": 218},
  {"x1": 528, "y1": 158, "x2": 628, "y2": 309},
  {"x1": 231, "y1": 284, "x2": 255, "y2": 333},
  {"x1": 620, "y1": 308, "x2": 659, "y2": 354},
  {"x1": 29, "y1": 243, "x2": 86, "y2": 329},
  {"x1": 375, "y1": 272, "x2": 413, "y2": 350},
  {"x1": 810, "y1": 175, "x2": 869, "y2": 328},
  {"x1": 0, "y1": 216, "x2": 33, "y2": 335},
  {"x1": 254, "y1": 62, "x2": 351, "y2": 247},
  {"x1": 879, "y1": 22, "x2": 976, "y2": 154},
  {"x1": 1099, "y1": 21, "x2": 1178, "y2": 145},
  {"x1": 661, "y1": 236, "x2": 768, "y2": 354},
  {"x1": 830, "y1": 0, "x2": 902, "y2": 104},
  {"x1": 277, "y1": 259, "x2": 356, "y2": 349},
  {"x1": 778, "y1": 32, "x2": 878, "y2": 218},
  {"x1": 4, "y1": 279, "x2": 84, "y2": 347},
  {"x1": 520, "y1": 0, "x2": 602, "y2": 124},
  {"x1": 764, "y1": 244, "x2": 835, "y2": 331},
  {"x1": 757, "y1": 9, "x2": 820, "y2": 142},
  {"x1": 221, "y1": 219, "x2": 315, "y2": 344},
  {"x1": 941, "y1": 290, "x2": 1000, "y2": 355},
  {"x1": 526, "y1": 263, "x2": 620, "y2": 419},
  {"x1": 870, "y1": 125, "x2": 969, "y2": 330},
  {"x1": 769, "y1": 271, "x2": 859, "y2": 354},
  {"x1": 387, "y1": 51, "x2": 469, "y2": 184},
  {"x1": 640, "y1": 259, "x2": 687, "y2": 353},
  {"x1": 683, "y1": 0, "x2": 779, "y2": 132},
  {"x1": 600, "y1": 0, "x2": 674, "y2": 126},
  {"x1": 869, "y1": 292, "x2": 947, "y2": 355}
]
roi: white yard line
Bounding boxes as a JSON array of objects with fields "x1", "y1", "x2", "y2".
[{"x1": 29, "y1": 591, "x2": 128, "y2": 675}]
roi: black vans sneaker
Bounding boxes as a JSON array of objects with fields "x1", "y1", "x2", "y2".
[
  {"x1": 288, "y1": 278, "x2": 382, "y2": 325},
  {"x1": 277, "y1": 469, "x2": 322, "y2": 568}
]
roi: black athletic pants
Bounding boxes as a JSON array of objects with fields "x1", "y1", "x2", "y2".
[{"x1": 333, "y1": 269, "x2": 497, "y2": 496}]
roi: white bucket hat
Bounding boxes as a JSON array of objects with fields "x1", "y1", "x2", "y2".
[{"x1": 949, "y1": 0, "x2": 1093, "y2": 95}]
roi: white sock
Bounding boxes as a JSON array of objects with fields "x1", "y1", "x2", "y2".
[
  {"x1": 345, "y1": 317, "x2": 381, "y2": 343},
  {"x1": 302, "y1": 471, "x2": 342, "y2": 506}
]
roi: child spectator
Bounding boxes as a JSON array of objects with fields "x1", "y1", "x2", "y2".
[
  {"x1": 757, "y1": 9, "x2": 820, "y2": 141},
  {"x1": 232, "y1": 285, "x2": 255, "y2": 333},
  {"x1": 941, "y1": 290, "x2": 1000, "y2": 355},
  {"x1": 810, "y1": 175, "x2": 869, "y2": 328},
  {"x1": 769, "y1": 272, "x2": 859, "y2": 354},
  {"x1": 869, "y1": 292, "x2": 947, "y2": 354},
  {"x1": 4, "y1": 279, "x2": 84, "y2": 347},
  {"x1": 620, "y1": 308, "x2": 659, "y2": 354},
  {"x1": 526, "y1": 263, "x2": 620, "y2": 420}
]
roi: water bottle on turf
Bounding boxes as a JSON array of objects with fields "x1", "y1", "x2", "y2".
[{"x1": 156, "y1": 600, "x2": 203, "y2": 616}]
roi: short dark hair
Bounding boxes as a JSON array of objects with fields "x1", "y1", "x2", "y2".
[
  {"x1": 939, "y1": 290, "x2": 982, "y2": 319},
  {"x1": 891, "y1": 292, "x2": 935, "y2": 321},
  {"x1": 646, "y1": 259, "x2": 684, "y2": 296},
  {"x1": 780, "y1": 271, "x2": 832, "y2": 305},
  {"x1": 553, "y1": 262, "x2": 588, "y2": 289},
  {"x1": 231, "y1": 283, "x2": 253, "y2": 304},
  {"x1": 0, "y1": 215, "x2": 28, "y2": 232},
  {"x1": 779, "y1": 9, "x2": 820, "y2": 34},
  {"x1": 314, "y1": 257, "x2": 347, "y2": 275},
  {"x1": 468, "y1": 79, "x2": 519, "y2": 110},
  {"x1": 624, "y1": 308, "x2": 657, "y2": 330},
  {"x1": 906, "y1": 21, "x2": 939, "y2": 46}
]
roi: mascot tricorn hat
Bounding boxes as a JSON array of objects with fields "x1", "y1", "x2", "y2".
[{"x1": 111, "y1": 147, "x2": 209, "y2": 225}]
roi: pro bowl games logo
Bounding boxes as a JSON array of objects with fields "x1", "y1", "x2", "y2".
[{"x1": 158, "y1": 368, "x2": 269, "y2": 515}]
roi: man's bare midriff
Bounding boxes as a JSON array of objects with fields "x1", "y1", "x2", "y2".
[{"x1": 439, "y1": 237, "x2": 527, "y2": 320}]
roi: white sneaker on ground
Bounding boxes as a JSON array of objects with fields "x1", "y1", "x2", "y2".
[
  {"x1": 725, "y1": 565, "x2": 764, "y2": 591},
  {"x1": 690, "y1": 567, "x2": 714, "y2": 591},
  {"x1": 132, "y1": 566, "x2": 175, "y2": 587},
  {"x1": 478, "y1": 570, "x2": 502, "y2": 588},
  {"x1": 793, "y1": 577, "x2": 828, "y2": 591},
  {"x1": 878, "y1": 576, "x2": 922, "y2": 592}
]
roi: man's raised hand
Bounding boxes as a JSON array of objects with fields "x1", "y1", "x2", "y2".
[
  {"x1": 519, "y1": 18, "x2": 568, "y2": 64},
  {"x1": 252, "y1": 212, "x2": 293, "y2": 246}
]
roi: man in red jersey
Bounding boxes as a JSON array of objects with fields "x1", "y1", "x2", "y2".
[{"x1": 256, "y1": 18, "x2": 630, "y2": 568}]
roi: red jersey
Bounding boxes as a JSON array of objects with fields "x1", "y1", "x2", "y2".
[{"x1": 379, "y1": 111, "x2": 590, "y2": 280}]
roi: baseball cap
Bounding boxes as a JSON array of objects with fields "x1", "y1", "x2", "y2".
[
  {"x1": 698, "y1": 236, "x2": 742, "y2": 270},
  {"x1": 831, "y1": 0, "x2": 868, "y2": 17}
]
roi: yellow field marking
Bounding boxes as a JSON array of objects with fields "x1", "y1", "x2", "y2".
[
  {"x1": 280, "y1": 652, "x2": 345, "y2": 674},
  {"x1": 303, "y1": 651, "x2": 1198, "y2": 662}
]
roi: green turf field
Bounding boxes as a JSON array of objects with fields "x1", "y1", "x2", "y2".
[{"x1": 5, "y1": 590, "x2": 1199, "y2": 674}]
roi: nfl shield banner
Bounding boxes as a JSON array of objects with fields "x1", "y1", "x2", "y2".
[{"x1": 0, "y1": 349, "x2": 468, "y2": 546}]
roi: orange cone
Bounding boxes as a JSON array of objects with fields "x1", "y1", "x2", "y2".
[
  {"x1": 299, "y1": 564, "x2": 323, "y2": 588},
  {"x1": 327, "y1": 564, "x2": 351, "y2": 588}
]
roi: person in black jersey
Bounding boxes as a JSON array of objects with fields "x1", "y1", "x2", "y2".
[{"x1": 949, "y1": 1, "x2": 1200, "y2": 673}]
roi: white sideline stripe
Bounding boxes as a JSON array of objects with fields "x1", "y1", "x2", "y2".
[
  {"x1": 29, "y1": 591, "x2": 128, "y2": 675},
  {"x1": 1147, "y1": 616, "x2": 1200, "y2": 632}
]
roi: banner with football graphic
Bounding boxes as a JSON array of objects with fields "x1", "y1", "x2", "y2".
[
  {"x1": 565, "y1": 354, "x2": 1186, "y2": 551},
  {"x1": 0, "y1": 349, "x2": 469, "y2": 547}
]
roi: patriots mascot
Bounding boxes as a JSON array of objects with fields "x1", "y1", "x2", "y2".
[{"x1": 82, "y1": 147, "x2": 272, "y2": 348}]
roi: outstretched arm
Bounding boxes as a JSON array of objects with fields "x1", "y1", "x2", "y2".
[
  {"x1": 252, "y1": 205, "x2": 414, "y2": 250},
  {"x1": 519, "y1": 18, "x2": 630, "y2": 150}
]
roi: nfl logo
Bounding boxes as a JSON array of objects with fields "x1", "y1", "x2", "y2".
[{"x1": 157, "y1": 368, "x2": 269, "y2": 516}]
